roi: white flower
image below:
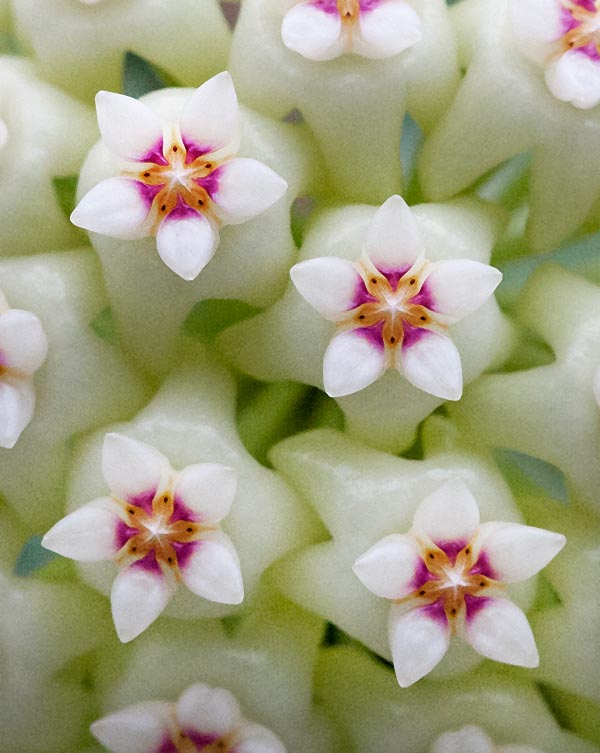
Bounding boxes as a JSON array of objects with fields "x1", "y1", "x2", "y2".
[
  {"x1": 290, "y1": 195, "x2": 502, "y2": 400},
  {"x1": 508, "y1": 0, "x2": 600, "y2": 109},
  {"x1": 42, "y1": 433, "x2": 243, "y2": 643},
  {"x1": 91, "y1": 683, "x2": 286, "y2": 753},
  {"x1": 0, "y1": 289, "x2": 48, "y2": 449},
  {"x1": 431, "y1": 725, "x2": 545, "y2": 753},
  {"x1": 71, "y1": 72, "x2": 288, "y2": 281},
  {"x1": 281, "y1": 0, "x2": 422, "y2": 61},
  {"x1": 352, "y1": 478, "x2": 566, "y2": 687}
]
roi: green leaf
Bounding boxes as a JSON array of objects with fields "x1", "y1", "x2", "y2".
[
  {"x1": 183, "y1": 298, "x2": 260, "y2": 344},
  {"x1": 122, "y1": 50, "x2": 180, "y2": 99},
  {"x1": 52, "y1": 175, "x2": 79, "y2": 220},
  {"x1": 14, "y1": 535, "x2": 57, "y2": 577},
  {"x1": 90, "y1": 307, "x2": 119, "y2": 346},
  {"x1": 494, "y1": 448, "x2": 569, "y2": 504}
]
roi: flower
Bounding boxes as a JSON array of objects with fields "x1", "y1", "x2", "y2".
[
  {"x1": 281, "y1": 0, "x2": 422, "y2": 61},
  {"x1": 71, "y1": 72, "x2": 288, "y2": 281},
  {"x1": 509, "y1": 0, "x2": 600, "y2": 109},
  {"x1": 290, "y1": 195, "x2": 502, "y2": 400},
  {"x1": 91, "y1": 683, "x2": 286, "y2": 753},
  {"x1": 430, "y1": 725, "x2": 544, "y2": 753},
  {"x1": 0, "y1": 289, "x2": 48, "y2": 449},
  {"x1": 352, "y1": 477, "x2": 566, "y2": 687},
  {"x1": 42, "y1": 432, "x2": 243, "y2": 643}
]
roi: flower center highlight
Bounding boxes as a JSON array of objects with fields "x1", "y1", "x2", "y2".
[
  {"x1": 559, "y1": 0, "x2": 600, "y2": 60},
  {"x1": 336, "y1": 0, "x2": 360, "y2": 20}
]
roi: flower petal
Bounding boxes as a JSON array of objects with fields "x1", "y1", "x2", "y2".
[
  {"x1": 111, "y1": 566, "x2": 174, "y2": 643},
  {"x1": 400, "y1": 329, "x2": 463, "y2": 401},
  {"x1": 95, "y1": 90, "x2": 164, "y2": 161},
  {"x1": 477, "y1": 522, "x2": 566, "y2": 583},
  {"x1": 545, "y1": 49, "x2": 600, "y2": 110},
  {"x1": 176, "y1": 683, "x2": 242, "y2": 738},
  {"x1": 174, "y1": 463, "x2": 237, "y2": 525},
  {"x1": 354, "y1": 0, "x2": 423, "y2": 59},
  {"x1": 389, "y1": 604, "x2": 450, "y2": 687},
  {"x1": 281, "y1": 2, "x2": 345, "y2": 61},
  {"x1": 90, "y1": 701, "x2": 173, "y2": 753},
  {"x1": 466, "y1": 598, "x2": 539, "y2": 667},
  {"x1": 364, "y1": 195, "x2": 424, "y2": 272},
  {"x1": 323, "y1": 329, "x2": 386, "y2": 397},
  {"x1": 102, "y1": 433, "x2": 171, "y2": 503},
  {"x1": 431, "y1": 726, "x2": 495, "y2": 753},
  {"x1": 412, "y1": 478, "x2": 480, "y2": 544},
  {"x1": 0, "y1": 310, "x2": 48, "y2": 374},
  {"x1": 0, "y1": 377, "x2": 34, "y2": 449},
  {"x1": 71, "y1": 178, "x2": 151, "y2": 240},
  {"x1": 424, "y1": 260, "x2": 502, "y2": 324},
  {"x1": 353, "y1": 534, "x2": 421, "y2": 600},
  {"x1": 179, "y1": 72, "x2": 240, "y2": 156},
  {"x1": 235, "y1": 723, "x2": 287, "y2": 753},
  {"x1": 156, "y1": 209, "x2": 218, "y2": 281},
  {"x1": 180, "y1": 531, "x2": 244, "y2": 605},
  {"x1": 290, "y1": 257, "x2": 362, "y2": 320},
  {"x1": 212, "y1": 158, "x2": 288, "y2": 226},
  {"x1": 507, "y1": 0, "x2": 566, "y2": 65},
  {"x1": 42, "y1": 498, "x2": 121, "y2": 562}
]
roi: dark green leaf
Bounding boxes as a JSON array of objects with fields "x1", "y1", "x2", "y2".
[
  {"x1": 122, "y1": 50, "x2": 180, "y2": 99},
  {"x1": 494, "y1": 448, "x2": 569, "y2": 503},
  {"x1": 52, "y1": 175, "x2": 79, "y2": 220},
  {"x1": 90, "y1": 307, "x2": 119, "y2": 346},
  {"x1": 14, "y1": 536, "x2": 57, "y2": 577},
  {"x1": 183, "y1": 299, "x2": 260, "y2": 344}
]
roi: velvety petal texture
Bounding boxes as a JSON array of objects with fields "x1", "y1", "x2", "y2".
[
  {"x1": 102, "y1": 433, "x2": 170, "y2": 502},
  {"x1": 234, "y1": 723, "x2": 288, "y2": 753},
  {"x1": 71, "y1": 178, "x2": 151, "y2": 240},
  {"x1": 281, "y1": 2, "x2": 345, "y2": 61},
  {"x1": 364, "y1": 195, "x2": 423, "y2": 271},
  {"x1": 399, "y1": 329, "x2": 463, "y2": 401},
  {"x1": 290, "y1": 257, "x2": 361, "y2": 320},
  {"x1": 95, "y1": 91, "x2": 164, "y2": 161},
  {"x1": 155, "y1": 210, "x2": 218, "y2": 281},
  {"x1": 212, "y1": 158, "x2": 288, "y2": 225},
  {"x1": 353, "y1": 534, "x2": 420, "y2": 599},
  {"x1": 174, "y1": 463, "x2": 237, "y2": 524},
  {"x1": 466, "y1": 598, "x2": 539, "y2": 667},
  {"x1": 91, "y1": 701, "x2": 173, "y2": 753},
  {"x1": 431, "y1": 726, "x2": 496, "y2": 753},
  {"x1": 176, "y1": 683, "x2": 242, "y2": 737},
  {"x1": 545, "y1": 49, "x2": 600, "y2": 110},
  {"x1": 389, "y1": 604, "x2": 450, "y2": 687},
  {"x1": 179, "y1": 71, "x2": 240, "y2": 155},
  {"x1": 354, "y1": 0, "x2": 423, "y2": 59},
  {"x1": 180, "y1": 530, "x2": 244, "y2": 605},
  {"x1": 323, "y1": 329, "x2": 386, "y2": 397},
  {"x1": 425, "y1": 260, "x2": 502, "y2": 324},
  {"x1": 0, "y1": 309, "x2": 48, "y2": 374},
  {"x1": 0, "y1": 377, "x2": 35, "y2": 450},
  {"x1": 42, "y1": 498, "x2": 121, "y2": 562},
  {"x1": 111, "y1": 566, "x2": 175, "y2": 643},
  {"x1": 412, "y1": 478, "x2": 480, "y2": 543}
]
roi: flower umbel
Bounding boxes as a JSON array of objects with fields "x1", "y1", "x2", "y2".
[
  {"x1": 42, "y1": 433, "x2": 243, "y2": 642},
  {"x1": 353, "y1": 478, "x2": 566, "y2": 687},
  {"x1": 430, "y1": 725, "x2": 544, "y2": 753}
]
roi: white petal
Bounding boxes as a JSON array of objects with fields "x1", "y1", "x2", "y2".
[
  {"x1": 389, "y1": 604, "x2": 450, "y2": 687},
  {"x1": 477, "y1": 522, "x2": 566, "y2": 583},
  {"x1": 41, "y1": 498, "x2": 121, "y2": 562},
  {"x1": 281, "y1": 2, "x2": 345, "y2": 62},
  {"x1": 176, "y1": 683, "x2": 242, "y2": 738},
  {"x1": 323, "y1": 329, "x2": 387, "y2": 397},
  {"x1": 156, "y1": 210, "x2": 218, "y2": 281},
  {"x1": 102, "y1": 433, "x2": 171, "y2": 503},
  {"x1": 431, "y1": 726, "x2": 495, "y2": 753},
  {"x1": 353, "y1": 534, "x2": 421, "y2": 600},
  {"x1": 507, "y1": 0, "x2": 565, "y2": 65},
  {"x1": 413, "y1": 478, "x2": 480, "y2": 544},
  {"x1": 364, "y1": 195, "x2": 424, "y2": 272},
  {"x1": 91, "y1": 701, "x2": 173, "y2": 753},
  {"x1": 174, "y1": 463, "x2": 237, "y2": 525},
  {"x1": 0, "y1": 310, "x2": 48, "y2": 374},
  {"x1": 466, "y1": 598, "x2": 539, "y2": 667},
  {"x1": 235, "y1": 723, "x2": 287, "y2": 753},
  {"x1": 180, "y1": 531, "x2": 244, "y2": 605},
  {"x1": 545, "y1": 49, "x2": 600, "y2": 110},
  {"x1": 71, "y1": 178, "x2": 151, "y2": 240},
  {"x1": 290, "y1": 257, "x2": 361, "y2": 320},
  {"x1": 212, "y1": 158, "x2": 288, "y2": 226},
  {"x1": 353, "y1": 0, "x2": 422, "y2": 59},
  {"x1": 111, "y1": 566, "x2": 174, "y2": 643},
  {"x1": 0, "y1": 377, "x2": 34, "y2": 449},
  {"x1": 179, "y1": 72, "x2": 240, "y2": 155},
  {"x1": 400, "y1": 329, "x2": 463, "y2": 401},
  {"x1": 594, "y1": 364, "x2": 600, "y2": 407},
  {"x1": 424, "y1": 260, "x2": 502, "y2": 324},
  {"x1": 95, "y1": 90, "x2": 164, "y2": 161}
]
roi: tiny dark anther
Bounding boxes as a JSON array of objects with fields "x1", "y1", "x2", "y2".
[
  {"x1": 465, "y1": 548, "x2": 470, "y2": 555},
  {"x1": 390, "y1": 336, "x2": 396, "y2": 344},
  {"x1": 143, "y1": 172, "x2": 150, "y2": 178},
  {"x1": 371, "y1": 278, "x2": 377, "y2": 284},
  {"x1": 205, "y1": 163, "x2": 212, "y2": 169},
  {"x1": 409, "y1": 279, "x2": 416, "y2": 285},
  {"x1": 161, "y1": 204, "x2": 167, "y2": 211},
  {"x1": 480, "y1": 581, "x2": 485, "y2": 587},
  {"x1": 163, "y1": 496, "x2": 169, "y2": 503},
  {"x1": 131, "y1": 546, "x2": 137, "y2": 552},
  {"x1": 359, "y1": 314, "x2": 365, "y2": 320},
  {"x1": 187, "y1": 527, "x2": 193, "y2": 533},
  {"x1": 198, "y1": 199, "x2": 204, "y2": 206},
  {"x1": 420, "y1": 316, "x2": 426, "y2": 321},
  {"x1": 128, "y1": 509, "x2": 135, "y2": 515},
  {"x1": 419, "y1": 590, "x2": 425, "y2": 596},
  {"x1": 451, "y1": 608, "x2": 457, "y2": 614},
  {"x1": 429, "y1": 553, "x2": 434, "y2": 559},
  {"x1": 168, "y1": 557, "x2": 173, "y2": 563},
  {"x1": 172, "y1": 145, "x2": 178, "y2": 152}
]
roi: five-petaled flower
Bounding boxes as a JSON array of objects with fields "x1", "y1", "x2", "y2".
[
  {"x1": 290, "y1": 195, "x2": 502, "y2": 400},
  {"x1": 352, "y1": 478, "x2": 566, "y2": 687},
  {"x1": 42, "y1": 433, "x2": 243, "y2": 643},
  {"x1": 71, "y1": 72, "x2": 288, "y2": 281},
  {"x1": 281, "y1": 0, "x2": 422, "y2": 61},
  {"x1": 430, "y1": 725, "x2": 544, "y2": 753},
  {"x1": 91, "y1": 683, "x2": 286, "y2": 753},
  {"x1": 509, "y1": 0, "x2": 600, "y2": 109},
  {"x1": 0, "y1": 289, "x2": 48, "y2": 449}
]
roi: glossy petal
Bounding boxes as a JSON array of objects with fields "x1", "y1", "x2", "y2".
[
  {"x1": 412, "y1": 478, "x2": 480, "y2": 544},
  {"x1": 323, "y1": 329, "x2": 386, "y2": 397},
  {"x1": 399, "y1": 329, "x2": 463, "y2": 401},
  {"x1": 111, "y1": 566, "x2": 174, "y2": 643},
  {"x1": 174, "y1": 463, "x2": 237, "y2": 525},
  {"x1": 95, "y1": 91, "x2": 164, "y2": 161},
  {"x1": 281, "y1": 2, "x2": 345, "y2": 61},
  {"x1": 0, "y1": 310, "x2": 48, "y2": 374},
  {"x1": 90, "y1": 701, "x2": 173, "y2": 753},
  {"x1": 156, "y1": 210, "x2": 218, "y2": 281},
  {"x1": 431, "y1": 726, "x2": 495, "y2": 753},
  {"x1": 235, "y1": 723, "x2": 287, "y2": 753},
  {"x1": 179, "y1": 72, "x2": 240, "y2": 155},
  {"x1": 354, "y1": 0, "x2": 422, "y2": 59},
  {"x1": 102, "y1": 433, "x2": 171, "y2": 504},
  {"x1": 466, "y1": 598, "x2": 539, "y2": 667},
  {"x1": 507, "y1": 0, "x2": 564, "y2": 64},
  {"x1": 353, "y1": 534, "x2": 420, "y2": 599},
  {"x1": 364, "y1": 195, "x2": 423, "y2": 272},
  {"x1": 389, "y1": 604, "x2": 450, "y2": 687},
  {"x1": 290, "y1": 257, "x2": 362, "y2": 320},
  {"x1": 42, "y1": 498, "x2": 121, "y2": 562},
  {"x1": 545, "y1": 49, "x2": 600, "y2": 109},
  {"x1": 212, "y1": 158, "x2": 288, "y2": 225},
  {"x1": 424, "y1": 260, "x2": 502, "y2": 324},
  {"x1": 0, "y1": 377, "x2": 35, "y2": 449},
  {"x1": 180, "y1": 531, "x2": 244, "y2": 605},
  {"x1": 176, "y1": 683, "x2": 242, "y2": 737},
  {"x1": 71, "y1": 178, "x2": 151, "y2": 240}
]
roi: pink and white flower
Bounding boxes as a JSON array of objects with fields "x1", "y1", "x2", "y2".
[
  {"x1": 42, "y1": 433, "x2": 243, "y2": 643},
  {"x1": 0, "y1": 290, "x2": 48, "y2": 449},
  {"x1": 91, "y1": 683, "x2": 286, "y2": 753},
  {"x1": 353, "y1": 478, "x2": 566, "y2": 687},
  {"x1": 509, "y1": 0, "x2": 600, "y2": 109},
  {"x1": 71, "y1": 72, "x2": 288, "y2": 280},
  {"x1": 431, "y1": 725, "x2": 544, "y2": 753},
  {"x1": 290, "y1": 195, "x2": 502, "y2": 400},
  {"x1": 281, "y1": 0, "x2": 422, "y2": 61}
]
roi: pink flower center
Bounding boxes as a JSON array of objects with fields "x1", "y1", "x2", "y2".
[{"x1": 559, "y1": 0, "x2": 600, "y2": 60}]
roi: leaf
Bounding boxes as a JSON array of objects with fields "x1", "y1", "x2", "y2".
[
  {"x1": 183, "y1": 298, "x2": 260, "y2": 344},
  {"x1": 494, "y1": 448, "x2": 569, "y2": 504},
  {"x1": 122, "y1": 50, "x2": 180, "y2": 99},
  {"x1": 14, "y1": 536, "x2": 57, "y2": 577},
  {"x1": 90, "y1": 307, "x2": 119, "y2": 346},
  {"x1": 52, "y1": 175, "x2": 79, "y2": 220}
]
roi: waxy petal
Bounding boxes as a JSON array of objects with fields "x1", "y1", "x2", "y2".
[
  {"x1": 212, "y1": 158, "x2": 288, "y2": 225},
  {"x1": 71, "y1": 177, "x2": 151, "y2": 240},
  {"x1": 290, "y1": 257, "x2": 362, "y2": 320},
  {"x1": 91, "y1": 701, "x2": 173, "y2": 753},
  {"x1": 389, "y1": 604, "x2": 450, "y2": 687},
  {"x1": 42, "y1": 498, "x2": 121, "y2": 562},
  {"x1": 111, "y1": 566, "x2": 174, "y2": 643},
  {"x1": 412, "y1": 478, "x2": 480, "y2": 545},
  {"x1": 431, "y1": 726, "x2": 495, "y2": 753},
  {"x1": 156, "y1": 209, "x2": 218, "y2": 281},
  {"x1": 0, "y1": 377, "x2": 34, "y2": 450},
  {"x1": 507, "y1": 0, "x2": 564, "y2": 65},
  {"x1": 179, "y1": 72, "x2": 240, "y2": 156},
  {"x1": 364, "y1": 195, "x2": 424, "y2": 272},
  {"x1": 180, "y1": 530, "x2": 244, "y2": 605},
  {"x1": 323, "y1": 329, "x2": 386, "y2": 397},
  {"x1": 102, "y1": 433, "x2": 171, "y2": 504},
  {"x1": 466, "y1": 598, "x2": 539, "y2": 667},
  {"x1": 0, "y1": 309, "x2": 48, "y2": 374},
  {"x1": 281, "y1": 2, "x2": 345, "y2": 62},
  {"x1": 399, "y1": 329, "x2": 463, "y2": 401},
  {"x1": 353, "y1": 534, "x2": 421, "y2": 600},
  {"x1": 354, "y1": 0, "x2": 423, "y2": 59},
  {"x1": 545, "y1": 49, "x2": 600, "y2": 110},
  {"x1": 95, "y1": 91, "x2": 164, "y2": 161},
  {"x1": 424, "y1": 260, "x2": 502, "y2": 324},
  {"x1": 176, "y1": 683, "x2": 242, "y2": 738},
  {"x1": 174, "y1": 463, "x2": 237, "y2": 525},
  {"x1": 235, "y1": 723, "x2": 287, "y2": 753}
]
